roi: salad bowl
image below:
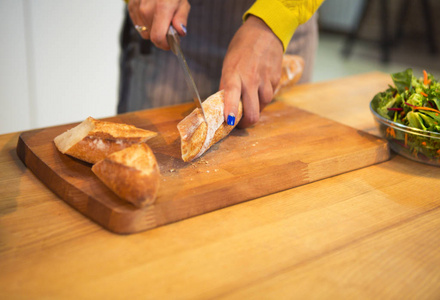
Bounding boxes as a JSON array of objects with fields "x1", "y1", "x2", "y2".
[{"x1": 370, "y1": 69, "x2": 440, "y2": 166}]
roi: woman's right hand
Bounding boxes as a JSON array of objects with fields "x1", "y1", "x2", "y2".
[{"x1": 128, "y1": 0, "x2": 191, "y2": 50}]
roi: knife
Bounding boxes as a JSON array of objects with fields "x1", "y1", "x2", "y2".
[{"x1": 167, "y1": 25, "x2": 207, "y2": 123}]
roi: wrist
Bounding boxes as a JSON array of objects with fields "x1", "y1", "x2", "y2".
[
  {"x1": 243, "y1": 0, "x2": 299, "y2": 52},
  {"x1": 243, "y1": 15, "x2": 283, "y2": 54}
]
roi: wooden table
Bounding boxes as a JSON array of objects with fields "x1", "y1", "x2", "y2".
[{"x1": 1, "y1": 72, "x2": 439, "y2": 299}]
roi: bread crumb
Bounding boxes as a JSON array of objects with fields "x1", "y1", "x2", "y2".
[{"x1": 198, "y1": 158, "x2": 209, "y2": 165}]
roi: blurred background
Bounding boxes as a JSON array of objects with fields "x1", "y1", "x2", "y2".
[
  {"x1": 1, "y1": 0, "x2": 439, "y2": 135},
  {"x1": 316, "y1": 0, "x2": 440, "y2": 81}
]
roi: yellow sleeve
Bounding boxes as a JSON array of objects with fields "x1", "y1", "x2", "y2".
[{"x1": 243, "y1": 0, "x2": 325, "y2": 51}]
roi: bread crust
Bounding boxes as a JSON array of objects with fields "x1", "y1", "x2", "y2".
[
  {"x1": 273, "y1": 55, "x2": 305, "y2": 97},
  {"x1": 91, "y1": 143, "x2": 160, "y2": 207},
  {"x1": 177, "y1": 90, "x2": 243, "y2": 162},
  {"x1": 54, "y1": 117, "x2": 157, "y2": 164}
]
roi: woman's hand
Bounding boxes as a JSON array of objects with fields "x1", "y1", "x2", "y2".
[
  {"x1": 220, "y1": 15, "x2": 284, "y2": 128},
  {"x1": 128, "y1": 0, "x2": 190, "y2": 50}
]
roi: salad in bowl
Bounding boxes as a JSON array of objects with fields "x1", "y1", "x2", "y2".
[{"x1": 370, "y1": 69, "x2": 440, "y2": 166}]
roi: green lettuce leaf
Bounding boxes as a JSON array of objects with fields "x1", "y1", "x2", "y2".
[
  {"x1": 406, "y1": 93, "x2": 424, "y2": 107},
  {"x1": 406, "y1": 111, "x2": 426, "y2": 130},
  {"x1": 391, "y1": 69, "x2": 413, "y2": 94},
  {"x1": 432, "y1": 97, "x2": 440, "y2": 110}
]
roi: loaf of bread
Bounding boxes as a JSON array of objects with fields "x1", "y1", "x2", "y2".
[
  {"x1": 54, "y1": 117, "x2": 157, "y2": 164},
  {"x1": 177, "y1": 90, "x2": 243, "y2": 162},
  {"x1": 273, "y1": 55, "x2": 305, "y2": 97},
  {"x1": 177, "y1": 55, "x2": 303, "y2": 162},
  {"x1": 91, "y1": 143, "x2": 160, "y2": 208}
]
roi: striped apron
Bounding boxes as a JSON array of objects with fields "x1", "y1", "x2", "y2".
[{"x1": 118, "y1": 0, "x2": 318, "y2": 113}]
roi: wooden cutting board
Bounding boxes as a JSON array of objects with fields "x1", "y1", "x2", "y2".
[{"x1": 16, "y1": 101, "x2": 389, "y2": 234}]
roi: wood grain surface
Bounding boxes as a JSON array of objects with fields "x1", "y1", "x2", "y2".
[
  {"x1": 2, "y1": 73, "x2": 440, "y2": 299},
  {"x1": 16, "y1": 101, "x2": 389, "y2": 233}
]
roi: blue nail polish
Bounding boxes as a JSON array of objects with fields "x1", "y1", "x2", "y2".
[
  {"x1": 181, "y1": 24, "x2": 187, "y2": 35},
  {"x1": 227, "y1": 114, "x2": 236, "y2": 126}
]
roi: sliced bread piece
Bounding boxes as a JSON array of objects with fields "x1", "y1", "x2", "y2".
[
  {"x1": 54, "y1": 117, "x2": 157, "y2": 164},
  {"x1": 177, "y1": 90, "x2": 243, "y2": 162},
  {"x1": 273, "y1": 54, "x2": 305, "y2": 97},
  {"x1": 91, "y1": 143, "x2": 160, "y2": 208}
]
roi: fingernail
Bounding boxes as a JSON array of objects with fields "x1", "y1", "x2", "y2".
[
  {"x1": 181, "y1": 24, "x2": 187, "y2": 35},
  {"x1": 227, "y1": 113, "x2": 236, "y2": 126}
]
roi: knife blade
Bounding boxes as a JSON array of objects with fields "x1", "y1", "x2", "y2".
[{"x1": 167, "y1": 25, "x2": 207, "y2": 123}]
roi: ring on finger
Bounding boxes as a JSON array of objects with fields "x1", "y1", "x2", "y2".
[{"x1": 135, "y1": 25, "x2": 148, "y2": 33}]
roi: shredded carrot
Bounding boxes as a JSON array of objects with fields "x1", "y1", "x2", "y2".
[
  {"x1": 423, "y1": 70, "x2": 431, "y2": 85},
  {"x1": 414, "y1": 106, "x2": 440, "y2": 114},
  {"x1": 421, "y1": 91, "x2": 428, "y2": 97},
  {"x1": 386, "y1": 127, "x2": 396, "y2": 138},
  {"x1": 391, "y1": 127, "x2": 396, "y2": 138},
  {"x1": 404, "y1": 133, "x2": 408, "y2": 147},
  {"x1": 405, "y1": 87, "x2": 409, "y2": 91},
  {"x1": 422, "y1": 141, "x2": 427, "y2": 146}
]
